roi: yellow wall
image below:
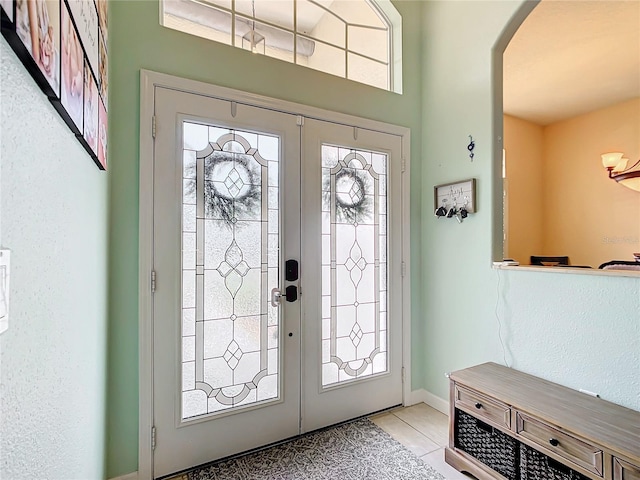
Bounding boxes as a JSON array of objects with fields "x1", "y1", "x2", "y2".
[
  {"x1": 543, "y1": 98, "x2": 640, "y2": 267},
  {"x1": 504, "y1": 114, "x2": 544, "y2": 264},
  {"x1": 506, "y1": 97, "x2": 640, "y2": 267}
]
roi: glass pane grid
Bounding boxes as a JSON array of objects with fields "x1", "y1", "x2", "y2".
[
  {"x1": 162, "y1": 0, "x2": 394, "y2": 91},
  {"x1": 181, "y1": 121, "x2": 280, "y2": 421},
  {"x1": 321, "y1": 144, "x2": 389, "y2": 388}
]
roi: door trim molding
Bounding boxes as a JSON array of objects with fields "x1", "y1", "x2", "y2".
[
  {"x1": 138, "y1": 71, "x2": 155, "y2": 480},
  {"x1": 138, "y1": 69, "x2": 411, "y2": 480}
]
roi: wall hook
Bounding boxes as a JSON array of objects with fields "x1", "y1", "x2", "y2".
[{"x1": 467, "y1": 135, "x2": 475, "y2": 161}]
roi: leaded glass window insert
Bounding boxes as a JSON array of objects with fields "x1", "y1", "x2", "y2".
[
  {"x1": 181, "y1": 121, "x2": 281, "y2": 420},
  {"x1": 161, "y1": 0, "x2": 402, "y2": 93},
  {"x1": 321, "y1": 145, "x2": 388, "y2": 387}
]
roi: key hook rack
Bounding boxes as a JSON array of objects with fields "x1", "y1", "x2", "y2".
[{"x1": 434, "y1": 178, "x2": 476, "y2": 223}]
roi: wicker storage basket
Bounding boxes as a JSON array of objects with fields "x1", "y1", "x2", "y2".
[
  {"x1": 520, "y1": 443, "x2": 590, "y2": 480},
  {"x1": 454, "y1": 409, "x2": 519, "y2": 480}
]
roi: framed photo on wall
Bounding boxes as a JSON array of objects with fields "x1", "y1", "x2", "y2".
[
  {"x1": 83, "y1": 59, "x2": 98, "y2": 157},
  {"x1": 98, "y1": 23, "x2": 106, "y2": 107},
  {"x1": 67, "y1": 0, "x2": 98, "y2": 79},
  {"x1": 14, "y1": 0, "x2": 60, "y2": 97},
  {"x1": 0, "y1": 0, "x2": 14, "y2": 23},
  {"x1": 59, "y1": 0, "x2": 83, "y2": 132},
  {"x1": 1, "y1": 0, "x2": 108, "y2": 170},
  {"x1": 98, "y1": 96, "x2": 107, "y2": 169},
  {"x1": 96, "y1": 0, "x2": 106, "y2": 43}
]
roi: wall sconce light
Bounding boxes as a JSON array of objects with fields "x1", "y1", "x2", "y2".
[
  {"x1": 242, "y1": 1, "x2": 265, "y2": 54},
  {"x1": 601, "y1": 152, "x2": 640, "y2": 192}
]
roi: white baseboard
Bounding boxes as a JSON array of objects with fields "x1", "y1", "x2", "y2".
[
  {"x1": 109, "y1": 472, "x2": 138, "y2": 480},
  {"x1": 406, "y1": 389, "x2": 449, "y2": 415}
]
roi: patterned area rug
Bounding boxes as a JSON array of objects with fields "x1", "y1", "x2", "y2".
[{"x1": 186, "y1": 418, "x2": 445, "y2": 480}]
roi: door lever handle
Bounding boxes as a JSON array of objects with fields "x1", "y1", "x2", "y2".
[
  {"x1": 271, "y1": 288, "x2": 283, "y2": 307},
  {"x1": 271, "y1": 286, "x2": 299, "y2": 307}
]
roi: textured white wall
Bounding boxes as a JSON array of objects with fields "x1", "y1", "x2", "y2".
[
  {"x1": 500, "y1": 269, "x2": 639, "y2": 405},
  {"x1": 0, "y1": 38, "x2": 108, "y2": 479},
  {"x1": 420, "y1": 0, "x2": 640, "y2": 412}
]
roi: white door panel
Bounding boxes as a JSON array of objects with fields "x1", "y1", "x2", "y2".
[
  {"x1": 153, "y1": 87, "x2": 301, "y2": 478},
  {"x1": 301, "y1": 119, "x2": 403, "y2": 432}
]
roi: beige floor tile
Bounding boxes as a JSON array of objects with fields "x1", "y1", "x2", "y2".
[
  {"x1": 394, "y1": 403, "x2": 450, "y2": 447},
  {"x1": 369, "y1": 404, "x2": 405, "y2": 419},
  {"x1": 371, "y1": 412, "x2": 441, "y2": 457},
  {"x1": 421, "y1": 448, "x2": 475, "y2": 480}
]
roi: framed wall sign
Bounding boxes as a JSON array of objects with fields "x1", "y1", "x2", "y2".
[
  {"x1": 1, "y1": 0, "x2": 108, "y2": 170},
  {"x1": 434, "y1": 178, "x2": 477, "y2": 213}
]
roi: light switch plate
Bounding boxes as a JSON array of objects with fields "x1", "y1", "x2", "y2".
[{"x1": 0, "y1": 249, "x2": 10, "y2": 334}]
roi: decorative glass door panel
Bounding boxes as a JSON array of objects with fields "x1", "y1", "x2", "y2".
[
  {"x1": 301, "y1": 118, "x2": 402, "y2": 433},
  {"x1": 181, "y1": 122, "x2": 281, "y2": 420},
  {"x1": 321, "y1": 145, "x2": 388, "y2": 387}
]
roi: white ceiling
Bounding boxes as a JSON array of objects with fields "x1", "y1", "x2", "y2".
[{"x1": 503, "y1": 0, "x2": 640, "y2": 126}]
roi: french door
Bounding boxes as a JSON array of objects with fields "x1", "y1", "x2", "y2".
[
  {"x1": 300, "y1": 119, "x2": 403, "y2": 432},
  {"x1": 151, "y1": 85, "x2": 403, "y2": 478}
]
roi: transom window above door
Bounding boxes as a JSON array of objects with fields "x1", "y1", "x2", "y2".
[{"x1": 161, "y1": 0, "x2": 402, "y2": 93}]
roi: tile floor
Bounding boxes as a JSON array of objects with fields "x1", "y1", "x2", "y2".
[{"x1": 370, "y1": 403, "x2": 473, "y2": 479}]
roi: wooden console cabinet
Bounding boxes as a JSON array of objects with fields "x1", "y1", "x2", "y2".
[{"x1": 445, "y1": 363, "x2": 640, "y2": 480}]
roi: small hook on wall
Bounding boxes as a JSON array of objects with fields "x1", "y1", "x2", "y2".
[{"x1": 467, "y1": 135, "x2": 475, "y2": 162}]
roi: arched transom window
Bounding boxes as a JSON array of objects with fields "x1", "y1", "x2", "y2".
[{"x1": 161, "y1": 0, "x2": 402, "y2": 93}]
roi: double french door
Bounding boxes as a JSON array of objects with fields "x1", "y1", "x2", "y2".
[{"x1": 151, "y1": 85, "x2": 404, "y2": 478}]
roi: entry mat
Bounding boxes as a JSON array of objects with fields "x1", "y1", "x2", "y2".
[{"x1": 181, "y1": 418, "x2": 446, "y2": 480}]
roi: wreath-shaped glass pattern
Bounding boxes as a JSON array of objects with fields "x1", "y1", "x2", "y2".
[
  {"x1": 181, "y1": 121, "x2": 281, "y2": 420},
  {"x1": 321, "y1": 145, "x2": 388, "y2": 386}
]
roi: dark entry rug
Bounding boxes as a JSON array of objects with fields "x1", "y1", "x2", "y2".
[{"x1": 186, "y1": 418, "x2": 446, "y2": 480}]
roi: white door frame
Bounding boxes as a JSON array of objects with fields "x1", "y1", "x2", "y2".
[{"x1": 138, "y1": 69, "x2": 411, "y2": 480}]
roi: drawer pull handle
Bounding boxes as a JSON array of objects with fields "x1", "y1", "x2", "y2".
[
  {"x1": 475, "y1": 402, "x2": 482, "y2": 409},
  {"x1": 549, "y1": 438, "x2": 560, "y2": 447}
]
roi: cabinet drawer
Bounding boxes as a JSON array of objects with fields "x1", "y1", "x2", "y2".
[
  {"x1": 454, "y1": 385, "x2": 511, "y2": 430},
  {"x1": 516, "y1": 411, "x2": 603, "y2": 476},
  {"x1": 614, "y1": 457, "x2": 640, "y2": 480}
]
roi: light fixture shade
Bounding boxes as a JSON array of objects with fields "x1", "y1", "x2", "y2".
[
  {"x1": 618, "y1": 177, "x2": 640, "y2": 192},
  {"x1": 614, "y1": 171, "x2": 640, "y2": 192},
  {"x1": 601, "y1": 152, "x2": 624, "y2": 169},
  {"x1": 613, "y1": 158, "x2": 629, "y2": 172}
]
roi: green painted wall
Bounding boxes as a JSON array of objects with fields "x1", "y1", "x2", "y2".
[
  {"x1": 107, "y1": 1, "x2": 424, "y2": 476},
  {"x1": 420, "y1": 0, "x2": 639, "y2": 413},
  {"x1": 1, "y1": 38, "x2": 108, "y2": 479},
  {"x1": 108, "y1": 0, "x2": 640, "y2": 477}
]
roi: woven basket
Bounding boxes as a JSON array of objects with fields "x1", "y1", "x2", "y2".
[
  {"x1": 454, "y1": 409, "x2": 519, "y2": 480},
  {"x1": 520, "y1": 443, "x2": 590, "y2": 480}
]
